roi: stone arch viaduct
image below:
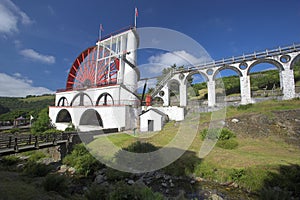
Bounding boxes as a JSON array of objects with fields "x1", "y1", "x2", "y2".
[{"x1": 151, "y1": 44, "x2": 300, "y2": 107}]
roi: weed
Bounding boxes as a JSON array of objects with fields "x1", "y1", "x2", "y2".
[
  {"x1": 216, "y1": 139, "x2": 239, "y2": 149},
  {"x1": 23, "y1": 161, "x2": 51, "y2": 177},
  {"x1": 43, "y1": 174, "x2": 69, "y2": 196}
]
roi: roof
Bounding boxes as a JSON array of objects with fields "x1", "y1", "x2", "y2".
[{"x1": 139, "y1": 108, "x2": 168, "y2": 117}]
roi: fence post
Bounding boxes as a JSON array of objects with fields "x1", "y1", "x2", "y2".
[
  {"x1": 14, "y1": 137, "x2": 18, "y2": 152},
  {"x1": 8, "y1": 136, "x2": 12, "y2": 148},
  {"x1": 28, "y1": 135, "x2": 32, "y2": 145},
  {"x1": 34, "y1": 136, "x2": 39, "y2": 148}
]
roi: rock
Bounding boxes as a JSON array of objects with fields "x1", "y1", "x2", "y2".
[
  {"x1": 190, "y1": 180, "x2": 196, "y2": 184},
  {"x1": 68, "y1": 167, "x2": 76, "y2": 175},
  {"x1": 195, "y1": 177, "x2": 204, "y2": 182},
  {"x1": 210, "y1": 193, "x2": 224, "y2": 200},
  {"x1": 58, "y1": 165, "x2": 68, "y2": 173},
  {"x1": 170, "y1": 182, "x2": 175, "y2": 187},
  {"x1": 95, "y1": 174, "x2": 105, "y2": 184},
  {"x1": 161, "y1": 182, "x2": 168, "y2": 187},
  {"x1": 127, "y1": 180, "x2": 134, "y2": 185},
  {"x1": 163, "y1": 175, "x2": 171, "y2": 180},
  {"x1": 135, "y1": 178, "x2": 147, "y2": 187},
  {"x1": 155, "y1": 173, "x2": 162, "y2": 179},
  {"x1": 16, "y1": 163, "x2": 25, "y2": 170},
  {"x1": 231, "y1": 118, "x2": 239, "y2": 123}
]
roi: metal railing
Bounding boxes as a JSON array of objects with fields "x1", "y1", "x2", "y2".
[
  {"x1": 176, "y1": 43, "x2": 300, "y2": 72},
  {"x1": 150, "y1": 69, "x2": 175, "y2": 97},
  {"x1": 0, "y1": 132, "x2": 71, "y2": 154}
]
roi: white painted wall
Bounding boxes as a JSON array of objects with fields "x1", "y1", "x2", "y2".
[
  {"x1": 145, "y1": 106, "x2": 185, "y2": 121},
  {"x1": 140, "y1": 110, "x2": 163, "y2": 132}
]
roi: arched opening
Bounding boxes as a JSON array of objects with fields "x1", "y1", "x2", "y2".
[
  {"x1": 213, "y1": 66, "x2": 242, "y2": 104},
  {"x1": 185, "y1": 71, "x2": 208, "y2": 105},
  {"x1": 79, "y1": 109, "x2": 103, "y2": 127},
  {"x1": 168, "y1": 79, "x2": 180, "y2": 106},
  {"x1": 57, "y1": 97, "x2": 69, "y2": 107},
  {"x1": 56, "y1": 109, "x2": 72, "y2": 123},
  {"x1": 248, "y1": 59, "x2": 283, "y2": 99},
  {"x1": 152, "y1": 96, "x2": 164, "y2": 106},
  {"x1": 70, "y1": 93, "x2": 93, "y2": 106},
  {"x1": 291, "y1": 54, "x2": 300, "y2": 94},
  {"x1": 96, "y1": 93, "x2": 114, "y2": 106}
]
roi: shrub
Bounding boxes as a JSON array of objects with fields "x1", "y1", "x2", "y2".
[
  {"x1": 23, "y1": 161, "x2": 51, "y2": 177},
  {"x1": 114, "y1": 141, "x2": 159, "y2": 173},
  {"x1": 109, "y1": 181, "x2": 164, "y2": 200},
  {"x1": 43, "y1": 174, "x2": 69, "y2": 196},
  {"x1": 23, "y1": 150, "x2": 46, "y2": 162},
  {"x1": 63, "y1": 144, "x2": 103, "y2": 176},
  {"x1": 64, "y1": 123, "x2": 76, "y2": 132},
  {"x1": 85, "y1": 184, "x2": 109, "y2": 200},
  {"x1": 259, "y1": 187, "x2": 291, "y2": 200},
  {"x1": 105, "y1": 167, "x2": 130, "y2": 181},
  {"x1": 200, "y1": 128, "x2": 236, "y2": 141},
  {"x1": 163, "y1": 152, "x2": 200, "y2": 176},
  {"x1": 229, "y1": 168, "x2": 245, "y2": 181},
  {"x1": 42, "y1": 128, "x2": 62, "y2": 136},
  {"x1": 1, "y1": 155, "x2": 20, "y2": 166},
  {"x1": 216, "y1": 139, "x2": 239, "y2": 150},
  {"x1": 123, "y1": 141, "x2": 158, "y2": 153},
  {"x1": 194, "y1": 162, "x2": 218, "y2": 181}
]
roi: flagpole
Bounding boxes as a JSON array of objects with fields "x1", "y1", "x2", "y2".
[
  {"x1": 134, "y1": 7, "x2": 138, "y2": 27},
  {"x1": 99, "y1": 24, "x2": 103, "y2": 41}
]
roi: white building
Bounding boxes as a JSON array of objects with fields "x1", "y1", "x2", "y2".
[
  {"x1": 140, "y1": 108, "x2": 169, "y2": 132},
  {"x1": 49, "y1": 27, "x2": 140, "y2": 132}
]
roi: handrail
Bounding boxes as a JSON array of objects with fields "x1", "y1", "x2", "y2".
[{"x1": 176, "y1": 43, "x2": 300, "y2": 72}]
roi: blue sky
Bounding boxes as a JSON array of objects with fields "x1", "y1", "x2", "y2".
[{"x1": 0, "y1": 0, "x2": 299, "y2": 96}]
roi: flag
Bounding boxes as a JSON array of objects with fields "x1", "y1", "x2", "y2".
[{"x1": 100, "y1": 24, "x2": 104, "y2": 32}]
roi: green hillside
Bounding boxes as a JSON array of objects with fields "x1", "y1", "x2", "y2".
[{"x1": 0, "y1": 95, "x2": 55, "y2": 121}]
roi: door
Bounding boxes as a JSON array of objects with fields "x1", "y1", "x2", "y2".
[{"x1": 148, "y1": 120, "x2": 154, "y2": 131}]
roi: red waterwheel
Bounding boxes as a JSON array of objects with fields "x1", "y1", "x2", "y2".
[{"x1": 66, "y1": 46, "x2": 120, "y2": 90}]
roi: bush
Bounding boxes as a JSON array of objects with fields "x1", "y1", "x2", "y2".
[
  {"x1": 200, "y1": 128, "x2": 236, "y2": 141},
  {"x1": 42, "y1": 128, "x2": 62, "y2": 136},
  {"x1": 23, "y1": 161, "x2": 51, "y2": 177},
  {"x1": 23, "y1": 150, "x2": 46, "y2": 162},
  {"x1": 114, "y1": 141, "x2": 159, "y2": 173},
  {"x1": 63, "y1": 144, "x2": 103, "y2": 176},
  {"x1": 85, "y1": 184, "x2": 109, "y2": 200},
  {"x1": 163, "y1": 152, "x2": 200, "y2": 176},
  {"x1": 43, "y1": 174, "x2": 69, "y2": 195},
  {"x1": 109, "y1": 181, "x2": 164, "y2": 200},
  {"x1": 64, "y1": 123, "x2": 76, "y2": 132},
  {"x1": 123, "y1": 141, "x2": 158, "y2": 153},
  {"x1": 105, "y1": 168, "x2": 130, "y2": 181},
  {"x1": 216, "y1": 139, "x2": 239, "y2": 149},
  {"x1": 1, "y1": 155, "x2": 20, "y2": 166}
]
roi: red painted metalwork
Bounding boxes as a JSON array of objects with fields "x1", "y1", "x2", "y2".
[
  {"x1": 66, "y1": 46, "x2": 120, "y2": 90},
  {"x1": 145, "y1": 94, "x2": 152, "y2": 106}
]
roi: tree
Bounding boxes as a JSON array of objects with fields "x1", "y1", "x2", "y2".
[{"x1": 31, "y1": 108, "x2": 53, "y2": 134}]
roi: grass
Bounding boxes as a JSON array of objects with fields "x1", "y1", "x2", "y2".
[
  {"x1": 20, "y1": 95, "x2": 54, "y2": 102},
  {"x1": 86, "y1": 99, "x2": 300, "y2": 194}
]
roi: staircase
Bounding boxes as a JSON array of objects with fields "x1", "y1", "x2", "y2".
[{"x1": 151, "y1": 69, "x2": 175, "y2": 97}]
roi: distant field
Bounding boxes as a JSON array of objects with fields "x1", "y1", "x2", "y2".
[{"x1": 20, "y1": 95, "x2": 54, "y2": 102}]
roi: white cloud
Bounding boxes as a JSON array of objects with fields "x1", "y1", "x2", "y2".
[
  {"x1": 20, "y1": 49, "x2": 55, "y2": 64},
  {"x1": 147, "y1": 50, "x2": 211, "y2": 74},
  {"x1": 0, "y1": 73, "x2": 54, "y2": 97},
  {"x1": 0, "y1": 0, "x2": 33, "y2": 34}
]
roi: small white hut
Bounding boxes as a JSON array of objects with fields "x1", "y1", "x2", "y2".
[{"x1": 139, "y1": 108, "x2": 169, "y2": 132}]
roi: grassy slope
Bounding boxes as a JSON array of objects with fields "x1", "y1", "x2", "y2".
[{"x1": 89, "y1": 99, "x2": 300, "y2": 192}]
